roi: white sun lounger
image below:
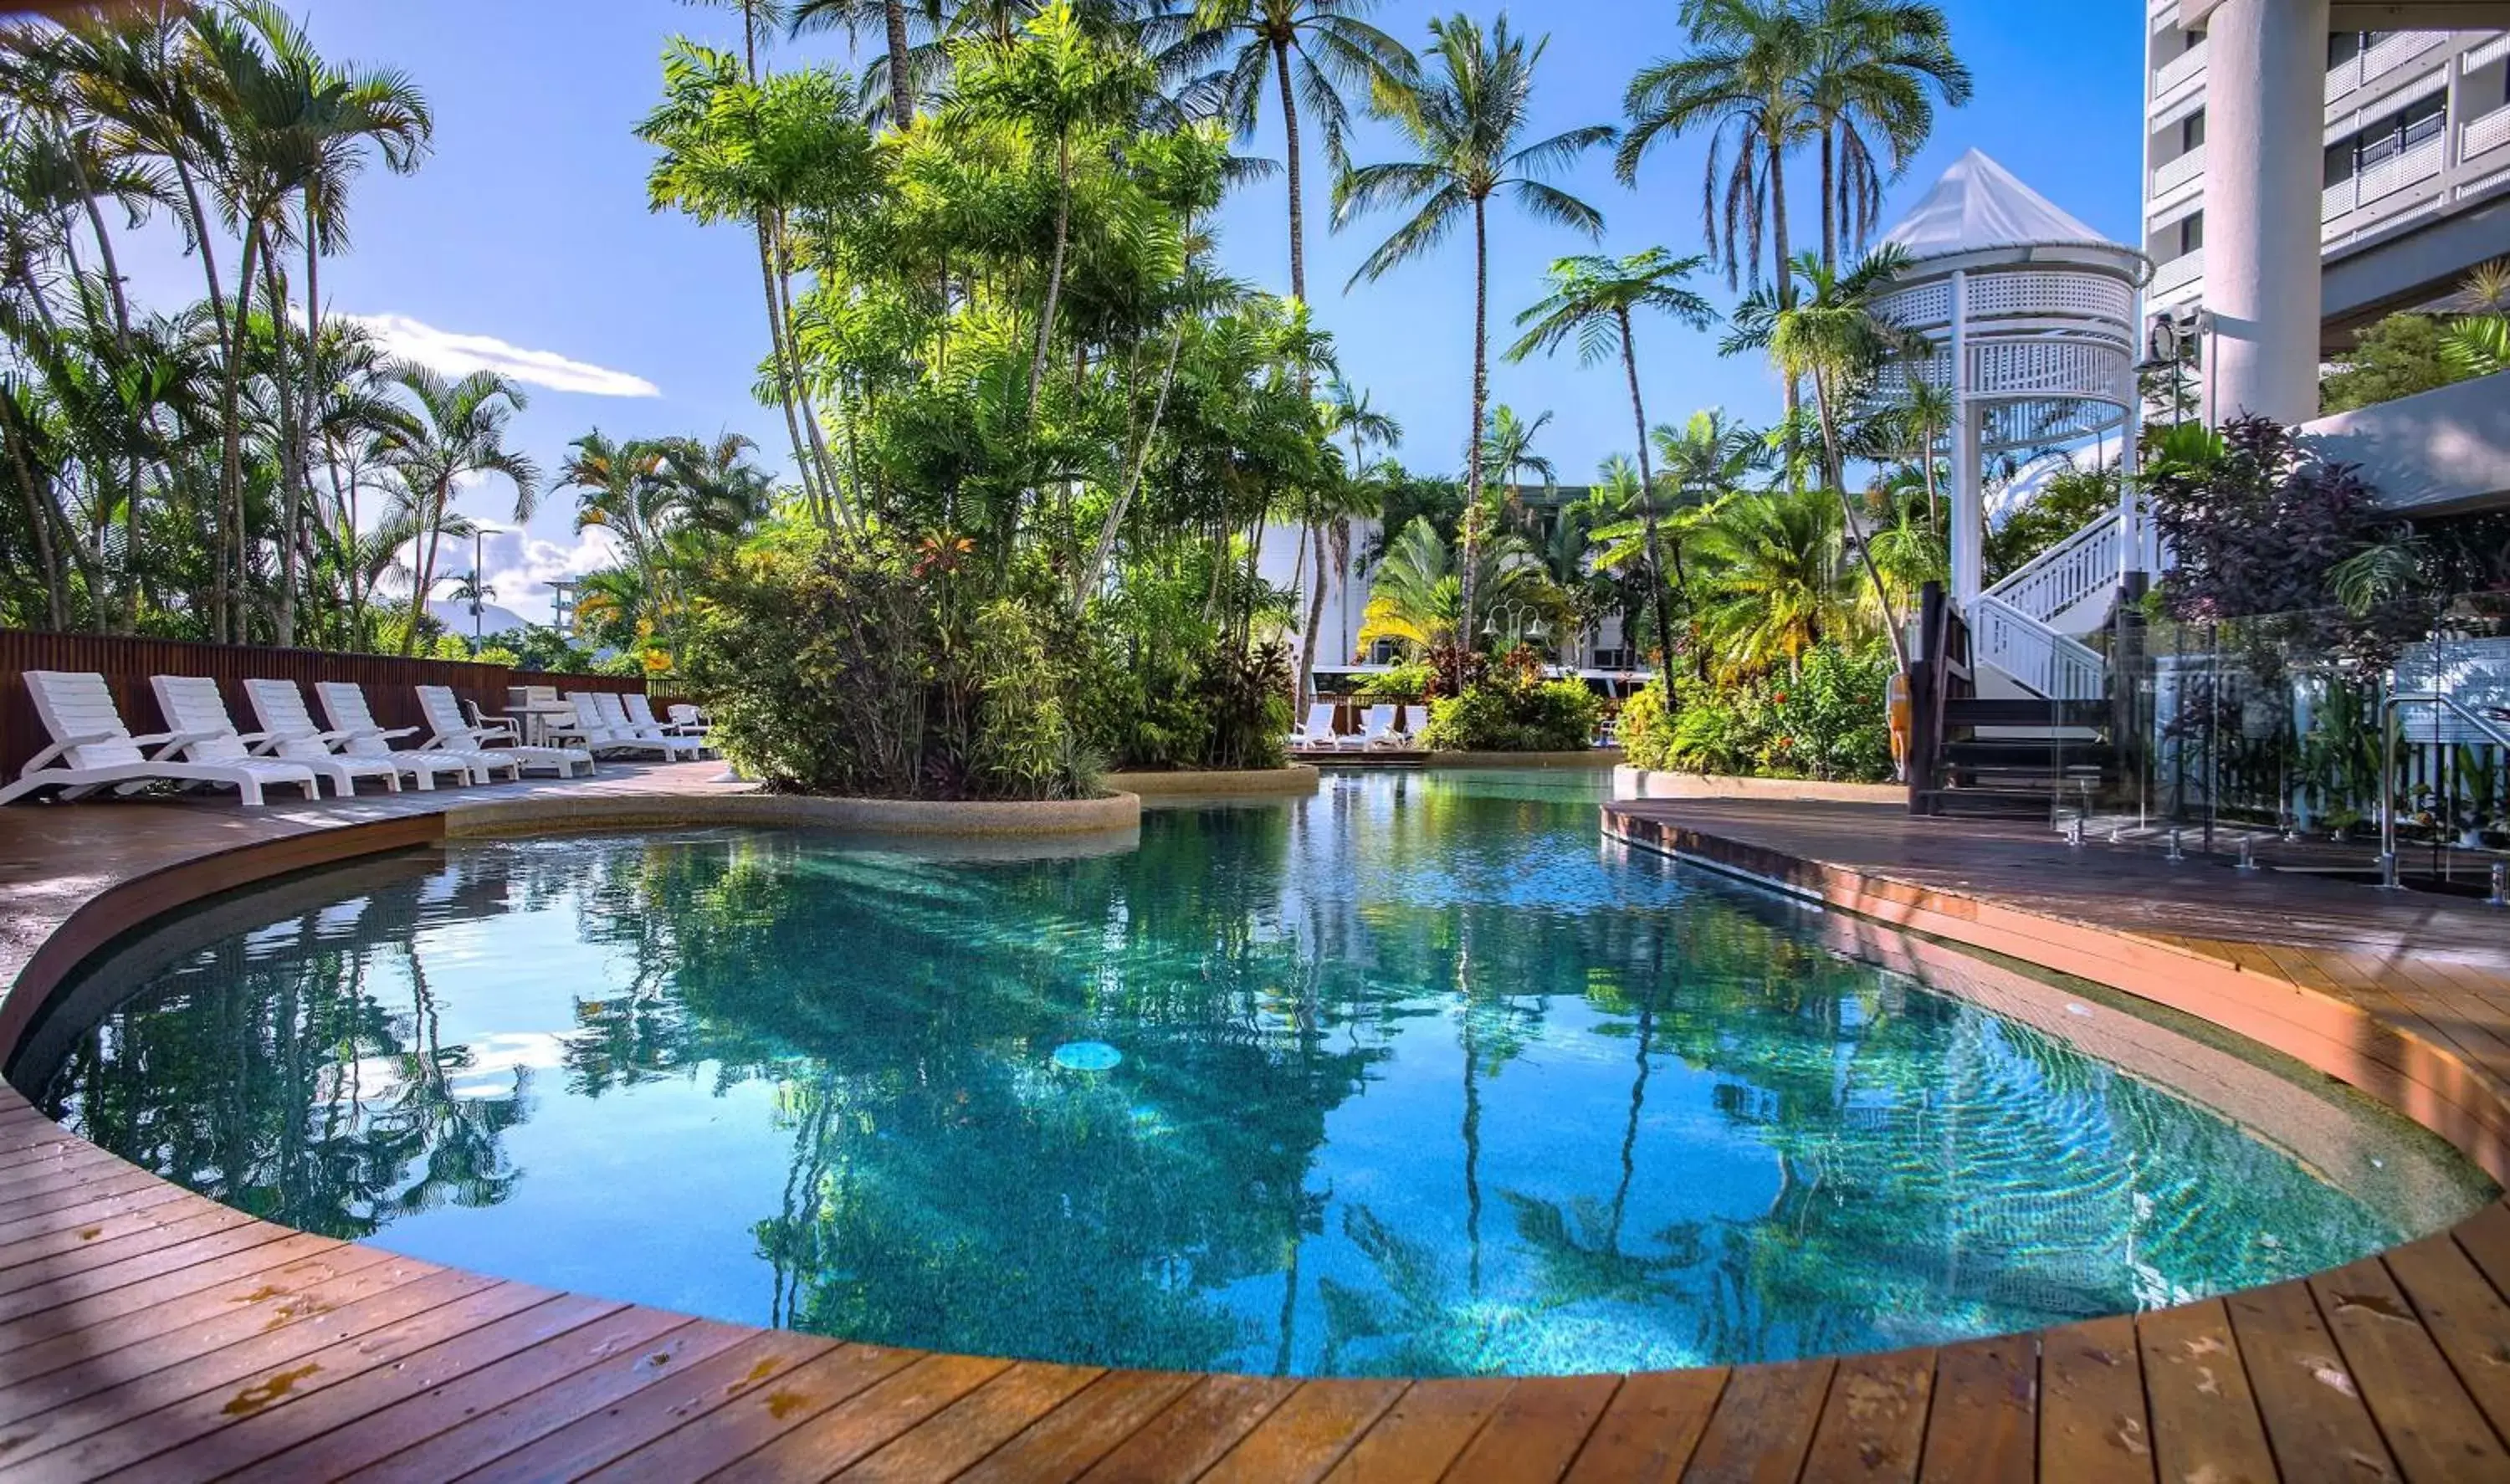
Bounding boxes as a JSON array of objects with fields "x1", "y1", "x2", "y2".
[
  {"x1": 566, "y1": 691, "x2": 705, "y2": 760},
  {"x1": 0, "y1": 670, "x2": 320, "y2": 807},
  {"x1": 151, "y1": 674, "x2": 402, "y2": 799},
  {"x1": 664, "y1": 703, "x2": 710, "y2": 737},
  {"x1": 1288, "y1": 702, "x2": 1340, "y2": 750},
  {"x1": 314, "y1": 681, "x2": 517, "y2": 787},
  {"x1": 417, "y1": 685, "x2": 593, "y2": 777},
  {"x1": 1344, "y1": 704, "x2": 1410, "y2": 750},
  {"x1": 624, "y1": 693, "x2": 710, "y2": 752},
  {"x1": 246, "y1": 678, "x2": 468, "y2": 792}
]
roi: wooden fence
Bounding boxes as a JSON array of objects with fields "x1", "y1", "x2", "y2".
[{"x1": 0, "y1": 629, "x2": 658, "y2": 781}]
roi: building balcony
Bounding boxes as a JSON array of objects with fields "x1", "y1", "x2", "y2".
[
  {"x1": 2151, "y1": 248, "x2": 2204, "y2": 297},
  {"x1": 2154, "y1": 39, "x2": 2207, "y2": 101},
  {"x1": 2466, "y1": 104, "x2": 2510, "y2": 165},
  {"x1": 2327, "y1": 31, "x2": 2445, "y2": 103},
  {"x1": 2151, "y1": 145, "x2": 2205, "y2": 201},
  {"x1": 2323, "y1": 132, "x2": 2445, "y2": 222}
]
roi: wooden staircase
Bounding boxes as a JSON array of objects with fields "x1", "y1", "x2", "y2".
[{"x1": 1907, "y1": 587, "x2": 2132, "y2": 821}]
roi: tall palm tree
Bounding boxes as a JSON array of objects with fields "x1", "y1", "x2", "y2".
[
  {"x1": 1179, "y1": 0, "x2": 1411, "y2": 304},
  {"x1": 1801, "y1": 0, "x2": 1968, "y2": 271},
  {"x1": 788, "y1": 0, "x2": 940, "y2": 127},
  {"x1": 1505, "y1": 247, "x2": 1711, "y2": 668},
  {"x1": 1335, "y1": 13, "x2": 1610, "y2": 639},
  {"x1": 1729, "y1": 245, "x2": 1922, "y2": 667},
  {"x1": 1475, "y1": 402, "x2": 1552, "y2": 526},
  {"x1": 382, "y1": 368, "x2": 538, "y2": 656},
  {"x1": 1319, "y1": 376, "x2": 1396, "y2": 664}
]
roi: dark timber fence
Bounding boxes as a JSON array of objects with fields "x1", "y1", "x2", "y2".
[{"x1": 0, "y1": 629, "x2": 657, "y2": 782}]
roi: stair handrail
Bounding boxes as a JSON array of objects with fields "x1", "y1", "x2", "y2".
[
  {"x1": 2378, "y1": 690, "x2": 2510, "y2": 885},
  {"x1": 1983, "y1": 509, "x2": 2123, "y2": 627},
  {"x1": 1972, "y1": 593, "x2": 2108, "y2": 702}
]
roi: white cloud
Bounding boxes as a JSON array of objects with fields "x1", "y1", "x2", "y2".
[
  {"x1": 346, "y1": 312, "x2": 661, "y2": 398},
  {"x1": 377, "y1": 525, "x2": 623, "y2": 626}
]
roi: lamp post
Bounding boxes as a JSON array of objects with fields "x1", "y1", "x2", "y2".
[
  {"x1": 1482, "y1": 602, "x2": 1550, "y2": 661},
  {"x1": 467, "y1": 521, "x2": 507, "y2": 646}
]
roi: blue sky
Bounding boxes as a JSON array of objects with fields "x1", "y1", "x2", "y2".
[{"x1": 107, "y1": 1, "x2": 2147, "y2": 622}]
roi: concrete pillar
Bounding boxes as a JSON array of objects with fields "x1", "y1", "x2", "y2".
[{"x1": 2198, "y1": 0, "x2": 2332, "y2": 427}]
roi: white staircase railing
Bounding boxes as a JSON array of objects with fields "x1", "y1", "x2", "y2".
[
  {"x1": 1983, "y1": 510, "x2": 2122, "y2": 630},
  {"x1": 1973, "y1": 594, "x2": 2108, "y2": 702}
]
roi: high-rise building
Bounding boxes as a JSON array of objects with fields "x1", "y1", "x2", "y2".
[{"x1": 2143, "y1": 10, "x2": 2510, "y2": 355}]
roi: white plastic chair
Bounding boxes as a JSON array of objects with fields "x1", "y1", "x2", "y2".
[
  {"x1": 1345, "y1": 704, "x2": 1409, "y2": 750},
  {"x1": 664, "y1": 703, "x2": 710, "y2": 737},
  {"x1": 1287, "y1": 703, "x2": 1339, "y2": 750},
  {"x1": 417, "y1": 685, "x2": 593, "y2": 777},
  {"x1": 624, "y1": 693, "x2": 710, "y2": 752},
  {"x1": 314, "y1": 682, "x2": 516, "y2": 786},
  {"x1": 567, "y1": 691, "x2": 704, "y2": 760},
  {"x1": 0, "y1": 671, "x2": 319, "y2": 807},
  {"x1": 247, "y1": 678, "x2": 465, "y2": 792},
  {"x1": 151, "y1": 674, "x2": 404, "y2": 799}
]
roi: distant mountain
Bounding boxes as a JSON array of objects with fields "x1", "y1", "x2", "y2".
[{"x1": 428, "y1": 598, "x2": 529, "y2": 637}]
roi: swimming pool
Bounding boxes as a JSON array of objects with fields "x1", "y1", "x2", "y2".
[{"x1": 25, "y1": 770, "x2": 2494, "y2": 1377}]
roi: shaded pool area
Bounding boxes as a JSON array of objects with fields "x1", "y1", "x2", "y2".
[{"x1": 23, "y1": 770, "x2": 2495, "y2": 1378}]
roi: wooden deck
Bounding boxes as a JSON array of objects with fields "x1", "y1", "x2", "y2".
[{"x1": 3, "y1": 775, "x2": 2510, "y2": 1478}]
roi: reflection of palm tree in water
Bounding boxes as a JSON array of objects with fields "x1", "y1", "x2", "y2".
[{"x1": 387, "y1": 939, "x2": 524, "y2": 1213}]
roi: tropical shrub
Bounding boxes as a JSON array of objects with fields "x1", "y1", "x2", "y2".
[
  {"x1": 1619, "y1": 643, "x2": 1892, "y2": 782},
  {"x1": 1355, "y1": 661, "x2": 1435, "y2": 702},
  {"x1": 1418, "y1": 668, "x2": 1600, "y2": 753}
]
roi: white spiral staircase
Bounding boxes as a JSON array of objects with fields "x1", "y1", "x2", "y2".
[{"x1": 1968, "y1": 512, "x2": 2122, "y2": 702}]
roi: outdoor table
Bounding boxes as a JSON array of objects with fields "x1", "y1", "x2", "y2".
[{"x1": 500, "y1": 702, "x2": 578, "y2": 750}]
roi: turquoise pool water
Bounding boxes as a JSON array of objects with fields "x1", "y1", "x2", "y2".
[{"x1": 27, "y1": 770, "x2": 2495, "y2": 1376}]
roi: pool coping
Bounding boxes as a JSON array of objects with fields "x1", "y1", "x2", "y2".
[{"x1": 4, "y1": 770, "x2": 2510, "y2": 1478}]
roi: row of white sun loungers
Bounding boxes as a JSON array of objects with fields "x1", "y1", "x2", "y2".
[
  {"x1": 0, "y1": 671, "x2": 712, "y2": 809},
  {"x1": 1288, "y1": 703, "x2": 1415, "y2": 751}
]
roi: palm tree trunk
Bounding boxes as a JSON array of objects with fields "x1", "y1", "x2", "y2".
[
  {"x1": 1028, "y1": 133, "x2": 1073, "y2": 422},
  {"x1": 1769, "y1": 134, "x2": 1801, "y2": 494},
  {"x1": 268, "y1": 246, "x2": 306, "y2": 648},
  {"x1": 1458, "y1": 198, "x2": 1491, "y2": 666},
  {"x1": 219, "y1": 218, "x2": 264, "y2": 642},
  {"x1": 1, "y1": 395, "x2": 67, "y2": 629},
  {"x1": 403, "y1": 475, "x2": 449, "y2": 657},
  {"x1": 755, "y1": 218, "x2": 827, "y2": 525},
  {"x1": 1296, "y1": 514, "x2": 1329, "y2": 711},
  {"x1": 1620, "y1": 312, "x2": 1680, "y2": 673},
  {"x1": 1273, "y1": 38, "x2": 1305, "y2": 302},
  {"x1": 1819, "y1": 123, "x2": 1836, "y2": 275},
  {"x1": 885, "y1": 0, "x2": 916, "y2": 125},
  {"x1": 1076, "y1": 317, "x2": 1187, "y2": 617},
  {"x1": 1817, "y1": 367, "x2": 1908, "y2": 670}
]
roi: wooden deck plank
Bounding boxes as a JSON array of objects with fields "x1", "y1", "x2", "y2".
[
  {"x1": 449, "y1": 1328, "x2": 839, "y2": 1484},
  {"x1": 0, "y1": 1247, "x2": 435, "y2": 1424},
  {"x1": 0, "y1": 1266, "x2": 501, "y2": 1472},
  {"x1": 1427, "y1": 1374, "x2": 1618, "y2": 1484},
  {"x1": 2380, "y1": 1231, "x2": 2510, "y2": 1449},
  {"x1": 1196, "y1": 1378, "x2": 1409, "y2": 1484},
  {"x1": 2448, "y1": 1201, "x2": 2510, "y2": 1301},
  {"x1": 0, "y1": 1231, "x2": 342, "y2": 1358},
  {"x1": 334, "y1": 1318, "x2": 759, "y2": 1484},
  {"x1": 0, "y1": 1175, "x2": 192, "y2": 1249},
  {"x1": 702, "y1": 1351, "x2": 1011, "y2": 1482},
  {"x1": 2221, "y1": 1280, "x2": 2396, "y2": 1484},
  {"x1": 2036, "y1": 1315, "x2": 2151, "y2": 1484},
  {"x1": 829, "y1": 1362, "x2": 1104, "y2": 1483},
  {"x1": 1069, "y1": 1374, "x2": 1299, "y2": 1484},
  {"x1": 572, "y1": 1342, "x2": 924, "y2": 1481},
  {"x1": 241, "y1": 1305, "x2": 699, "y2": 1482},
  {"x1": 1557, "y1": 1368, "x2": 1727, "y2": 1484},
  {"x1": 2137, "y1": 1300, "x2": 2277, "y2": 1484},
  {"x1": 95, "y1": 1292, "x2": 626, "y2": 1484},
  {"x1": 0, "y1": 1240, "x2": 399, "y2": 1392},
  {"x1": 1918, "y1": 1336, "x2": 2036, "y2": 1484},
  {"x1": 953, "y1": 1370, "x2": 1202, "y2": 1484},
  {"x1": 32, "y1": 1282, "x2": 569, "y2": 1481},
  {"x1": 0, "y1": 1208, "x2": 259, "y2": 1311},
  {"x1": 2312, "y1": 1256, "x2": 2510, "y2": 1480},
  {"x1": 1801, "y1": 1348, "x2": 1934, "y2": 1484},
  {"x1": 0, "y1": 1189, "x2": 243, "y2": 1286},
  {"x1": 1315, "y1": 1376, "x2": 1513, "y2": 1484},
  {"x1": 1678, "y1": 1359, "x2": 1836, "y2": 1484}
]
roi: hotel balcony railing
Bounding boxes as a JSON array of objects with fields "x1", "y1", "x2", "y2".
[
  {"x1": 2323, "y1": 132, "x2": 2445, "y2": 221},
  {"x1": 2466, "y1": 104, "x2": 2510, "y2": 164},
  {"x1": 2327, "y1": 31, "x2": 2446, "y2": 102},
  {"x1": 2151, "y1": 145, "x2": 2205, "y2": 199},
  {"x1": 2154, "y1": 39, "x2": 2207, "y2": 100},
  {"x1": 2151, "y1": 248, "x2": 2204, "y2": 296}
]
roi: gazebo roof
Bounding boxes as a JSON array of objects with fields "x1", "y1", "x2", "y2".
[{"x1": 1878, "y1": 148, "x2": 2118, "y2": 261}]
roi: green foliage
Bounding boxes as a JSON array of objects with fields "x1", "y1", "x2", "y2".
[
  {"x1": 2319, "y1": 313, "x2": 2475, "y2": 414},
  {"x1": 1987, "y1": 465, "x2": 2117, "y2": 583},
  {"x1": 505, "y1": 622, "x2": 597, "y2": 673},
  {"x1": 1621, "y1": 644, "x2": 1892, "y2": 782},
  {"x1": 1355, "y1": 661, "x2": 1434, "y2": 702},
  {"x1": 1418, "y1": 668, "x2": 1600, "y2": 753}
]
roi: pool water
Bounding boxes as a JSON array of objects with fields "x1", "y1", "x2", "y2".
[{"x1": 27, "y1": 770, "x2": 2495, "y2": 1377}]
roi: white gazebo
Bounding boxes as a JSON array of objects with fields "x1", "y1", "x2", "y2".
[{"x1": 1871, "y1": 150, "x2": 2150, "y2": 699}]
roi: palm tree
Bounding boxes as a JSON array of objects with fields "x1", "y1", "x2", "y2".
[
  {"x1": 1729, "y1": 246, "x2": 1922, "y2": 666},
  {"x1": 788, "y1": 0, "x2": 940, "y2": 126},
  {"x1": 1801, "y1": 0, "x2": 1968, "y2": 271},
  {"x1": 1179, "y1": 0, "x2": 1411, "y2": 304},
  {"x1": 1693, "y1": 484, "x2": 1850, "y2": 680},
  {"x1": 1319, "y1": 376, "x2": 1397, "y2": 664},
  {"x1": 382, "y1": 368, "x2": 538, "y2": 656},
  {"x1": 1354, "y1": 512, "x2": 1544, "y2": 674},
  {"x1": 1618, "y1": 0, "x2": 1811, "y2": 306},
  {"x1": 1505, "y1": 248, "x2": 1711, "y2": 668},
  {"x1": 1476, "y1": 402, "x2": 1555, "y2": 533},
  {"x1": 1335, "y1": 13, "x2": 1610, "y2": 641}
]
